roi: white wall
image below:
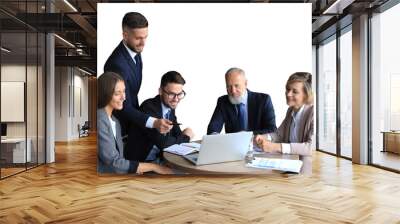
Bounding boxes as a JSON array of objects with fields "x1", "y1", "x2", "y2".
[
  {"x1": 1, "y1": 64, "x2": 45, "y2": 163},
  {"x1": 97, "y1": 3, "x2": 312, "y2": 139},
  {"x1": 55, "y1": 67, "x2": 89, "y2": 141},
  {"x1": 1, "y1": 65, "x2": 31, "y2": 138},
  {"x1": 55, "y1": 66, "x2": 67, "y2": 141}
]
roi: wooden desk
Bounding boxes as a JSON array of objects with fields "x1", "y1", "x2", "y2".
[
  {"x1": 381, "y1": 131, "x2": 400, "y2": 154},
  {"x1": 163, "y1": 152, "x2": 312, "y2": 175},
  {"x1": 1, "y1": 138, "x2": 32, "y2": 164}
]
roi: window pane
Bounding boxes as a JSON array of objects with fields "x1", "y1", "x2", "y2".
[
  {"x1": 340, "y1": 29, "x2": 352, "y2": 158},
  {"x1": 318, "y1": 37, "x2": 337, "y2": 154},
  {"x1": 38, "y1": 32, "x2": 45, "y2": 165},
  {"x1": 1, "y1": 25, "x2": 28, "y2": 178},
  {"x1": 371, "y1": 3, "x2": 400, "y2": 171},
  {"x1": 27, "y1": 31, "x2": 38, "y2": 169}
]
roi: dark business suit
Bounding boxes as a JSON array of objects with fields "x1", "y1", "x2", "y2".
[
  {"x1": 104, "y1": 41, "x2": 148, "y2": 135},
  {"x1": 125, "y1": 95, "x2": 190, "y2": 161},
  {"x1": 97, "y1": 108, "x2": 137, "y2": 173},
  {"x1": 207, "y1": 90, "x2": 277, "y2": 135}
]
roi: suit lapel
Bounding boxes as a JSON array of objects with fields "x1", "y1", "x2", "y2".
[
  {"x1": 285, "y1": 107, "x2": 292, "y2": 142},
  {"x1": 227, "y1": 99, "x2": 239, "y2": 130},
  {"x1": 119, "y1": 42, "x2": 141, "y2": 87},
  {"x1": 247, "y1": 90, "x2": 255, "y2": 131},
  {"x1": 298, "y1": 105, "x2": 311, "y2": 142},
  {"x1": 171, "y1": 110, "x2": 177, "y2": 122},
  {"x1": 109, "y1": 115, "x2": 122, "y2": 155},
  {"x1": 115, "y1": 118, "x2": 123, "y2": 154},
  {"x1": 154, "y1": 96, "x2": 164, "y2": 119}
]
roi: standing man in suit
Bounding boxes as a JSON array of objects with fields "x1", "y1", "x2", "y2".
[
  {"x1": 126, "y1": 71, "x2": 194, "y2": 162},
  {"x1": 104, "y1": 12, "x2": 172, "y2": 145},
  {"x1": 207, "y1": 67, "x2": 277, "y2": 135}
]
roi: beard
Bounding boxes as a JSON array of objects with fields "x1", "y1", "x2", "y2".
[
  {"x1": 228, "y1": 93, "x2": 246, "y2": 105},
  {"x1": 125, "y1": 41, "x2": 142, "y2": 53},
  {"x1": 160, "y1": 96, "x2": 177, "y2": 109}
]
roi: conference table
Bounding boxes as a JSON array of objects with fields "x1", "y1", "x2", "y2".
[
  {"x1": 381, "y1": 131, "x2": 400, "y2": 154},
  {"x1": 163, "y1": 151, "x2": 312, "y2": 175}
]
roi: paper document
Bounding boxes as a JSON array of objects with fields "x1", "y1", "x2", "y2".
[
  {"x1": 247, "y1": 157, "x2": 303, "y2": 173},
  {"x1": 164, "y1": 143, "x2": 200, "y2": 156},
  {"x1": 180, "y1": 142, "x2": 201, "y2": 149}
]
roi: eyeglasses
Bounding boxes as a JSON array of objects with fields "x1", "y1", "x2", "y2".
[{"x1": 162, "y1": 89, "x2": 186, "y2": 100}]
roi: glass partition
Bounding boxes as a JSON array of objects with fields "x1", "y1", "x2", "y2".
[
  {"x1": 339, "y1": 28, "x2": 352, "y2": 158},
  {"x1": 317, "y1": 36, "x2": 337, "y2": 155},
  {"x1": 370, "y1": 3, "x2": 400, "y2": 171},
  {"x1": 0, "y1": 1, "x2": 46, "y2": 179}
]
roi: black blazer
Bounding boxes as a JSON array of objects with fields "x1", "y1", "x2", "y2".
[
  {"x1": 104, "y1": 41, "x2": 148, "y2": 135},
  {"x1": 207, "y1": 90, "x2": 277, "y2": 135},
  {"x1": 124, "y1": 95, "x2": 190, "y2": 161}
]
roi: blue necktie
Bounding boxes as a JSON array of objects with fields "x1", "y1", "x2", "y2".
[
  {"x1": 134, "y1": 53, "x2": 142, "y2": 86},
  {"x1": 237, "y1": 103, "x2": 245, "y2": 131},
  {"x1": 165, "y1": 110, "x2": 171, "y2": 120}
]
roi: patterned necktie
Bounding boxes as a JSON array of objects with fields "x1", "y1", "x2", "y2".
[
  {"x1": 237, "y1": 103, "x2": 245, "y2": 131},
  {"x1": 165, "y1": 110, "x2": 171, "y2": 120}
]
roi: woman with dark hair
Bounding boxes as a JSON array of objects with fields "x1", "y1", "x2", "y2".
[
  {"x1": 254, "y1": 72, "x2": 314, "y2": 156},
  {"x1": 97, "y1": 72, "x2": 173, "y2": 174}
]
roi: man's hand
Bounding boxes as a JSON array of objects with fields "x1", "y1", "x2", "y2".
[
  {"x1": 153, "y1": 118, "x2": 173, "y2": 134},
  {"x1": 182, "y1": 128, "x2": 195, "y2": 140}
]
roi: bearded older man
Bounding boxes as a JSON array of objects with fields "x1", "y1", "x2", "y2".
[{"x1": 207, "y1": 67, "x2": 277, "y2": 135}]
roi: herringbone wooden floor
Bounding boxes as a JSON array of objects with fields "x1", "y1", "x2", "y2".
[{"x1": 1, "y1": 135, "x2": 400, "y2": 223}]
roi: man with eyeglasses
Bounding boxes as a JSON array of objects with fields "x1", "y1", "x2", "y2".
[{"x1": 124, "y1": 71, "x2": 194, "y2": 162}]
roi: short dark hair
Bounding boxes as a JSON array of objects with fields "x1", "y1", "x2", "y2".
[
  {"x1": 160, "y1": 71, "x2": 186, "y2": 88},
  {"x1": 122, "y1": 12, "x2": 148, "y2": 30},
  {"x1": 97, "y1": 72, "x2": 124, "y2": 109}
]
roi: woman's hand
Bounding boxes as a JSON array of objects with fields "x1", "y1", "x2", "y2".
[
  {"x1": 254, "y1": 134, "x2": 282, "y2": 154},
  {"x1": 136, "y1": 163, "x2": 174, "y2": 175}
]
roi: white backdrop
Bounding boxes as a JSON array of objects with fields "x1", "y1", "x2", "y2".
[{"x1": 98, "y1": 3, "x2": 311, "y2": 140}]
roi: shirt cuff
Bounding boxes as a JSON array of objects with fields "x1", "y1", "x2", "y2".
[
  {"x1": 129, "y1": 161, "x2": 139, "y2": 173},
  {"x1": 146, "y1": 117, "x2": 156, "y2": 129},
  {"x1": 281, "y1": 143, "x2": 291, "y2": 154},
  {"x1": 266, "y1": 134, "x2": 272, "y2": 141}
]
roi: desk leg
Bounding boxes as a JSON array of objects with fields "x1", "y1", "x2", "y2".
[{"x1": 382, "y1": 133, "x2": 386, "y2": 153}]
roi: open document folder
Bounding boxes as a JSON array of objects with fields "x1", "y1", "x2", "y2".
[
  {"x1": 163, "y1": 142, "x2": 201, "y2": 156},
  {"x1": 246, "y1": 157, "x2": 303, "y2": 173}
]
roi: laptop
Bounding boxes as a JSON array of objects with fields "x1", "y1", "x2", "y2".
[{"x1": 183, "y1": 131, "x2": 253, "y2": 165}]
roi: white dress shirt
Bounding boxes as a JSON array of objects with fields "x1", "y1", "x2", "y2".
[
  {"x1": 108, "y1": 116, "x2": 117, "y2": 139},
  {"x1": 281, "y1": 105, "x2": 305, "y2": 154},
  {"x1": 122, "y1": 41, "x2": 156, "y2": 129}
]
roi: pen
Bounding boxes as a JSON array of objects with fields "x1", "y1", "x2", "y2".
[
  {"x1": 184, "y1": 144, "x2": 197, "y2": 149},
  {"x1": 172, "y1": 122, "x2": 182, "y2": 126}
]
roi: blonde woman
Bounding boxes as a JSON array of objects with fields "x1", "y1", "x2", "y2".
[{"x1": 254, "y1": 72, "x2": 314, "y2": 156}]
